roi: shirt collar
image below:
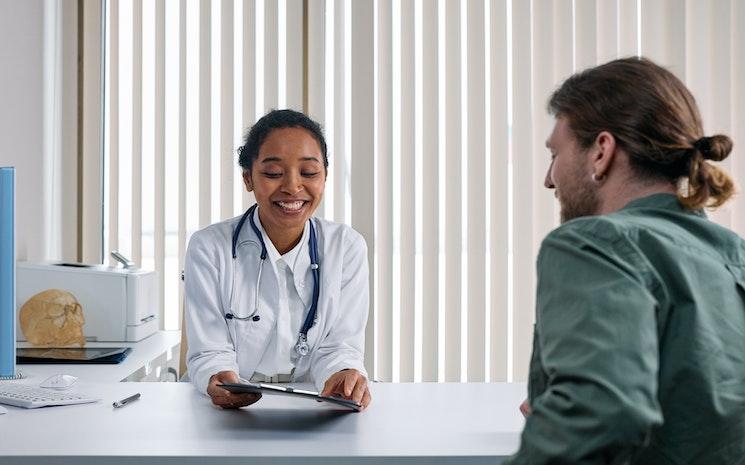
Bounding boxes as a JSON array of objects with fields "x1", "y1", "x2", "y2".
[
  {"x1": 252, "y1": 206, "x2": 309, "y2": 272},
  {"x1": 620, "y1": 193, "x2": 706, "y2": 218}
]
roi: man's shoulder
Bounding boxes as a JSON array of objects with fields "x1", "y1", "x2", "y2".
[
  {"x1": 544, "y1": 207, "x2": 745, "y2": 266},
  {"x1": 544, "y1": 214, "x2": 637, "y2": 247},
  {"x1": 539, "y1": 213, "x2": 668, "y2": 273}
]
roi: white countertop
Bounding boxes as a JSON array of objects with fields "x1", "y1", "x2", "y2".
[
  {"x1": 0, "y1": 381, "x2": 526, "y2": 464},
  {"x1": 16, "y1": 331, "x2": 181, "y2": 382}
]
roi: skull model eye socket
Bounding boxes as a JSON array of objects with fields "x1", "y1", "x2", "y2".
[
  {"x1": 48, "y1": 305, "x2": 64, "y2": 318},
  {"x1": 69, "y1": 303, "x2": 85, "y2": 325}
]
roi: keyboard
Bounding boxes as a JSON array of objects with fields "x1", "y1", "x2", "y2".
[{"x1": 0, "y1": 383, "x2": 100, "y2": 409}]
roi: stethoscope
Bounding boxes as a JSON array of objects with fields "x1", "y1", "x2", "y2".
[{"x1": 225, "y1": 203, "x2": 320, "y2": 358}]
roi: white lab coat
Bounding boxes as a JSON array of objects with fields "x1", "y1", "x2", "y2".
[{"x1": 184, "y1": 213, "x2": 369, "y2": 395}]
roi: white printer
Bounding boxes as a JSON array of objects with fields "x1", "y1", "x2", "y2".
[{"x1": 15, "y1": 258, "x2": 158, "y2": 343}]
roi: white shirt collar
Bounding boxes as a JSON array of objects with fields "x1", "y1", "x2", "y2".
[{"x1": 252, "y1": 206, "x2": 309, "y2": 273}]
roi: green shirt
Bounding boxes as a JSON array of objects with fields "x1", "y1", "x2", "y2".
[{"x1": 506, "y1": 193, "x2": 745, "y2": 465}]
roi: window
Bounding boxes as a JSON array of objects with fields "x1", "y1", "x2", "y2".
[{"x1": 98, "y1": 0, "x2": 745, "y2": 382}]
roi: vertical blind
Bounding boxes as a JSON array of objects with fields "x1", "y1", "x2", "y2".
[{"x1": 98, "y1": 0, "x2": 745, "y2": 383}]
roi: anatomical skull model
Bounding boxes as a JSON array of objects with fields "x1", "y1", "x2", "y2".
[{"x1": 19, "y1": 289, "x2": 86, "y2": 347}]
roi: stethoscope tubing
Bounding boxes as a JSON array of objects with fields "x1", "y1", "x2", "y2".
[{"x1": 226, "y1": 204, "x2": 320, "y2": 355}]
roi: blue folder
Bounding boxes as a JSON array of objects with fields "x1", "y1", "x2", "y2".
[{"x1": 0, "y1": 167, "x2": 16, "y2": 379}]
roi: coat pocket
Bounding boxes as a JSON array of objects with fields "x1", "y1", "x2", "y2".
[{"x1": 230, "y1": 313, "x2": 274, "y2": 374}]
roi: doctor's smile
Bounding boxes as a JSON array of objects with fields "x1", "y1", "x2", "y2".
[
  {"x1": 274, "y1": 200, "x2": 309, "y2": 212},
  {"x1": 268, "y1": 198, "x2": 313, "y2": 221}
]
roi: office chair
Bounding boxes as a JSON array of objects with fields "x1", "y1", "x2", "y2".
[{"x1": 178, "y1": 269, "x2": 189, "y2": 382}]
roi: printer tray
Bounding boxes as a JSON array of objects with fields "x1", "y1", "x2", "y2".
[{"x1": 16, "y1": 347, "x2": 132, "y2": 364}]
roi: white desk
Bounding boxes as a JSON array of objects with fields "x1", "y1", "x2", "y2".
[
  {"x1": 16, "y1": 331, "x2": 181, "y2": 382},
  {"x1": 0, "y1": 381, "x2": 526, "y2": 464}
]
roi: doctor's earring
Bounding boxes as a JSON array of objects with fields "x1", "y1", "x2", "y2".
[{"x1": 591, "y1": 172, "x2": 606, "y2": 183}]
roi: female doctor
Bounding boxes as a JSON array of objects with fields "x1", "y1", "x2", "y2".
[{"x1": 184, "y1": 109, "x2": 371, "y2": 409}]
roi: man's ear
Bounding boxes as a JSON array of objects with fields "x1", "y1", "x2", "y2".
[
  {"x1": 242, "y1": 171, "x2": 253, "y2": 192},
  {"x1": 591, "y1": 131, "x2": 617, "y2": 180}
]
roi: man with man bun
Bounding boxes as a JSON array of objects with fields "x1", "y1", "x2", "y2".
[{"x1": 506, "y1": 57, "x2": 745, "y2": 464}]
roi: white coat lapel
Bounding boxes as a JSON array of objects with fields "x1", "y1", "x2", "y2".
[
  {"x1": 232, "y1": 239, "x2": 278, "y2": 370},
  {"x1": 293, "y1": 240, "x2": 313, "y2": 308},
  {"x1": 301, "y1": 219, "x2": 325, "y2": 352}
]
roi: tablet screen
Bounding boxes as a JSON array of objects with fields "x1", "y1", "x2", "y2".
[
  {"x1": 219, "y1": 382, "x2": 362, "y2": 411},
  {"x1": 17, "y1": 347, "x2": 130, "y2": 361}
]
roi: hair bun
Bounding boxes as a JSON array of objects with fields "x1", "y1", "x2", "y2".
[{"x1": 695, "y1": 135, "x2": 732, "y2": 162}]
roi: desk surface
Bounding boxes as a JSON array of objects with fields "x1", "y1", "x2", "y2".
[
  {"x1": 0, "y1": 381, "x2": 526, "y2": 464},
  {"x1": 16, "y1": 331, "x2": 181, "y2": 382}
]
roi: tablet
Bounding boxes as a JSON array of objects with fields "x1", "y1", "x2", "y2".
[
  {"x1": 218, "y1": 382, "x2": 363, "y2": 411},
  {"x1": 16, "y1": 347, "x2": 132, "y2": 364}
]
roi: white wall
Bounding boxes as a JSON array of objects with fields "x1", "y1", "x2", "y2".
[
  {"x1": 0, "y1": 0, "x2": 77, "y2": 262},
  {"x1": 0, "y1": 0, "x2": 45, "y2": 262}
]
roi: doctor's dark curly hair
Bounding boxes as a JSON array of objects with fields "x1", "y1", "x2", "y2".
[{"x1": 237, "y1": 109, "x2": 329, "y2": 173}]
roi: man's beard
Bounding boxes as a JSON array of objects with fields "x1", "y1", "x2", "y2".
[{"x1": 557, "y1": 174, "x2": 600, "y2": 223}]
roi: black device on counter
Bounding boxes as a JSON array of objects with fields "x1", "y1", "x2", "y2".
[{"x1": 16, "y1": 347, "x2": 132, "y2": 364}]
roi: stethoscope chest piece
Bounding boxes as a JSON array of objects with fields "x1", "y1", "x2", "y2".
[{"x1": 294, "y1": 335, "x2": 310, "y2": 357}]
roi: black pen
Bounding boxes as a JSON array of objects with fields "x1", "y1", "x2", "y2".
[{"x1": 113, "y1": 393, "x2": 141, "y2": 408}]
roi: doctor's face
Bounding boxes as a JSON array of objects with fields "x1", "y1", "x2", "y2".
[
  {"x1": 545, "y1": 116, "x2": 599, "y2": 223},
  {"x1": 244, "y1": 127, "x2": 326, "y2": 241}
]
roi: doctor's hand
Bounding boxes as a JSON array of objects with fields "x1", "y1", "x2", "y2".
[
  {"x1": 320, "y1": 369, "x2": 371, "y2": 410},
  {"x1": 207, "y1": 370, "x2": 262, "y2": 409}
]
